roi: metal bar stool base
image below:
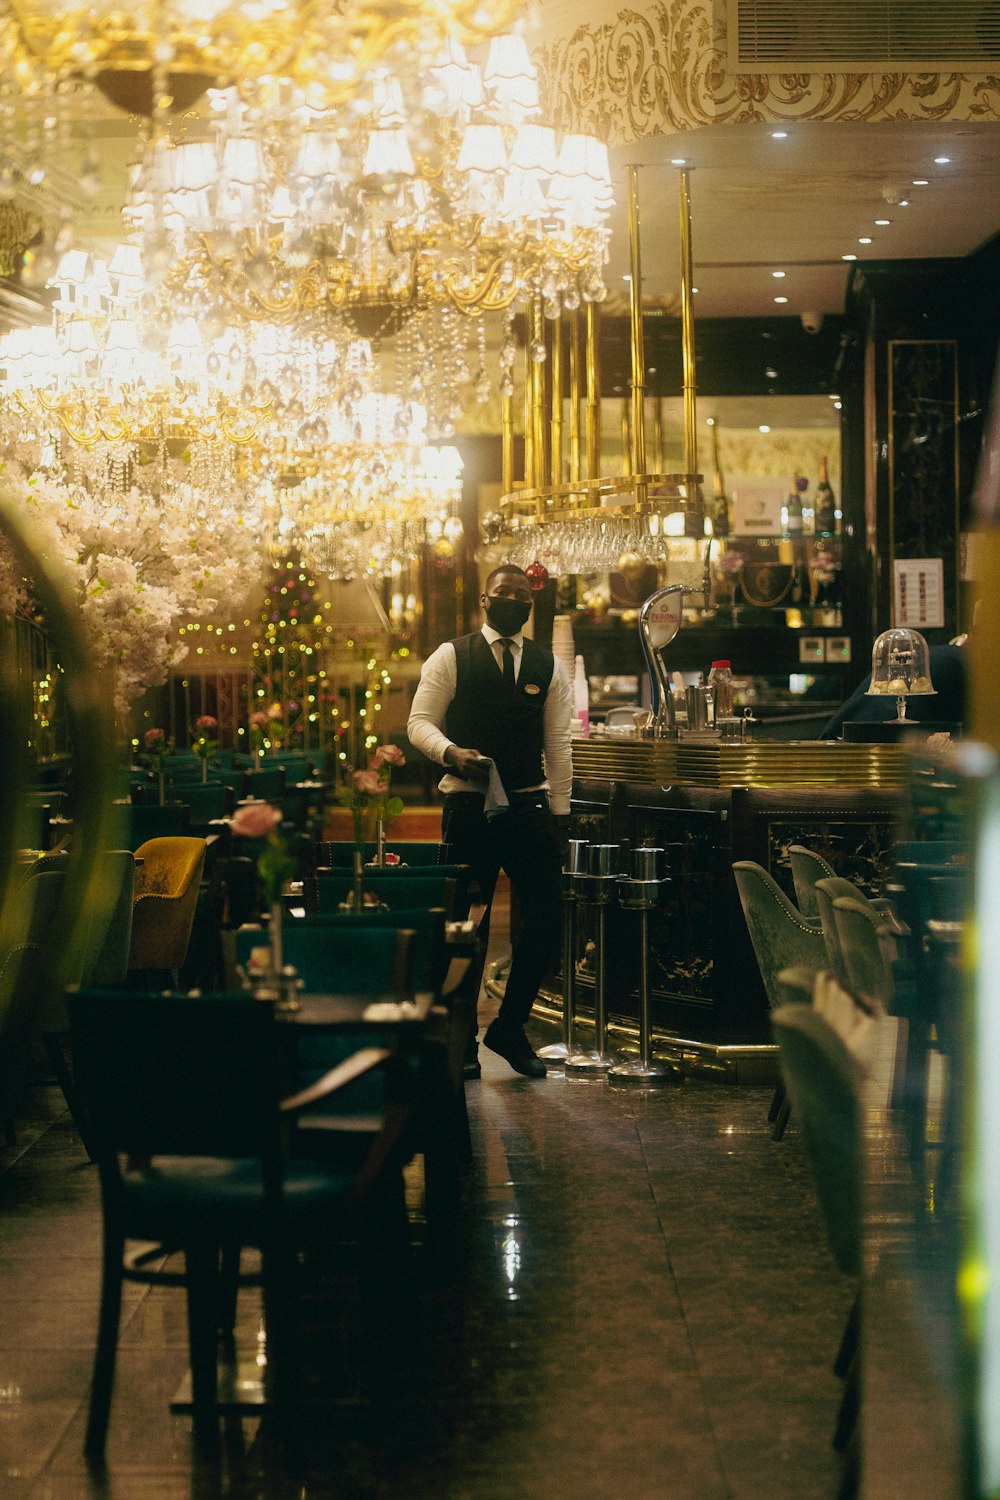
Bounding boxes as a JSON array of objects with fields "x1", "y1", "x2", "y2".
[
  {"x1": 609, "y1": 1058, "x2": 681, "y2": 1086},
  {"x1": 564, "y1": 1050, "x2": 614, "y2": 1073},
  {"x1": 538, "y1": 1041, "x2": 570, "y2": 1060}
]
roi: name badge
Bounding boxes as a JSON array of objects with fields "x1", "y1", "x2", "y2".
[{"x1": 523, "y1": 682, "x2": 541, "y2": 696}]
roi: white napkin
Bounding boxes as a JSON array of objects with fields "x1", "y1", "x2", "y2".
[{"x1": 479, "y1": 757, "x2": 510, "y2": 820}]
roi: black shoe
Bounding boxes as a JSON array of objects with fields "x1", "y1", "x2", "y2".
[
  {"x1": 463, "y1": 1048, "x2": 482, "y2": 1081},
  {"x1": 483, "y1": 1020, "x2": 547, "y2": 1079}
]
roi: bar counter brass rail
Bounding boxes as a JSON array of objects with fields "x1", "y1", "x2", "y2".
[{"x1": 570, "y1": 736, "x2": 910, "y2": 788}]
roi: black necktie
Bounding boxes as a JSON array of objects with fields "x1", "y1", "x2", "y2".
[{"x1": 499, "y1": 637, "x2": 515, "y2": 689}]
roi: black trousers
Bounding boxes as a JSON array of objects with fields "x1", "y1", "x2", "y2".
[{"x1": 441, "y1": 792, "x2": 563, "y2": 1030}]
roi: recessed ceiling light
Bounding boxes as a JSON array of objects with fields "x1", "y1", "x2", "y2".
[
  {"x1": 692, "y1": 286, "x2": 699, "y2": 293},
  {"x1": 842, "y1": 253, "x2": 858, "y2": 261},
  {"x1": 758, "y1": 424, "x2": 771, "y2": 434},
  {"x1": 899, "y1": 199, "x2": 910, "y2": 206},
  {"x1": 774, "y1": 296, "x2": 788, "y2": 304},
  {"x1": 705, "y1": 417, "x2": 715, "y2": 427},
  {"x1": 765, "y1": 367, "x2": 778, "y2": 379},
  {"x1": 771, "y1": 131, "x2": 788, "y2": 139},
  {"x1": 912, "y1": 179, "x2": 929, "y2": 186},
  {"x1": 875, "y1": 218, "x2": 891, "y2": 226},
  {"x1": 622, "y1": 273, "x2": 632, "y2": 281},
  {"x1": 670, "y1": 157, "x2": 687, "y2": 166},
  {"x1": 772, "y1": 270, "x2": 786, "y2": 278},
  {"x1": 858, "y1": 237, "x2": 872, "y2": 244},
  {"x1": 833, "y1": 401, "x2": 842, "y2": 410},
  {"x1": 934, "y1": 156, "x2": 951, "y2": 164}
]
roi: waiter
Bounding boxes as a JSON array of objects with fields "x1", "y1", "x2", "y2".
[{"x1": 407, "y1": 563, "x2": 573, "y2": 1078}]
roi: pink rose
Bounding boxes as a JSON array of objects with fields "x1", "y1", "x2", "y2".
[
  {"x1": 143, "y1": 727, "x2": 165, "y2": 749},
  {"x1": 250, "y1": 710, "x2": 270, "y2": 728},
  {"x1": 230, "y1": 802, "x2": 283, "y2": 838},
  {"x1": 195, "y1": 715, "x2": 217, "y2": 732},
  {"x1": 267, "y1": 703, "x2": 283, "y2": 720},
  {"x1": 352, "y1": 769, "x2": 384, "y2": 796},
  {"x1": 372, "y1": 743, "x2": 405, "y2": 769},
  {"x1": 720, "y1": 552, "x2": 744, "y2": 576}
]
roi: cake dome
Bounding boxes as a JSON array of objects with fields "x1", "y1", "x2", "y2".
[{"x1": 866, "y1": 627, "x2": 935, "y2": 719}]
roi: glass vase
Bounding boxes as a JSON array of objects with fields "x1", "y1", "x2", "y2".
[
  {"x1": 352, "y1": 848, "x2": 365, "y2": 910},
  {"x1": 158, "y1": 769, "x2": 165, "y2": 806},
  {"x1": 376, "y1": 817, "x2": 386, "y2": 867},
  {"x1": 268, "y1": 901, "x2": 283, "y2": 975}
]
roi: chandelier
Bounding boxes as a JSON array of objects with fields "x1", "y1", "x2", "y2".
[
  {"x1": 1, "y1": 0, "x2": 519, "y2": 115},
  {"x1": 126, "y1": 40, "x2": 613, "y2": 326}
]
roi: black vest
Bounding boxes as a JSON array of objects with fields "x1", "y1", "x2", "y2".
[{"x1": 445, "y1": 632, "x2": 554, "y2": 794}]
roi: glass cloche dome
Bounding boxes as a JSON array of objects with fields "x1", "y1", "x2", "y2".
[{"x1": 866, "y1": 627, "x2": 936, "y2": 720}]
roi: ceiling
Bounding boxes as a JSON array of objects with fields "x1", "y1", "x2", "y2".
[
  {"x1": 6, "y1": 86, "x2": 1000, "y2": 332},
  {"x1": 605, "y1": 116, "x2": 1000, "y2": 319}
]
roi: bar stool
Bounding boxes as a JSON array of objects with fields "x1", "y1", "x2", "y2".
[
  {"x1": 565, "y1": 843, "x2": 620, "y2": 1074},
  {"x1": 610, "y1": 848, "x2": 680, "y2": 1086},
  {"x1": 539, "y1": 839, "x2": 588, "y2": 1063}
]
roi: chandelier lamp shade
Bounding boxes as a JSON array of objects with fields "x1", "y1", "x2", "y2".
[{"x1": 1, "y1": 0, "x2": 522, "y2": 115}]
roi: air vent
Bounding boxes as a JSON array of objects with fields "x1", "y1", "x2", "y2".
[{"x1": 728, "y1": 0, "x2": 1000, "y2": 72}]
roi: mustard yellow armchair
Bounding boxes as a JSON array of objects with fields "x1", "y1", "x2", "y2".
[{"x1": 128, "y1": 837, "x2": 206, "y2": 983}]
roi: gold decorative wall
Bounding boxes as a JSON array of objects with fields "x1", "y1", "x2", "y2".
[{"x1": 539, "y1": 0, "x2": 1000, "y2": 141}]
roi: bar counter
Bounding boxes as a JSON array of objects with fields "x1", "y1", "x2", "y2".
[{"x1": 529, "y1": 735, "x2": 906, "y2": 1080}]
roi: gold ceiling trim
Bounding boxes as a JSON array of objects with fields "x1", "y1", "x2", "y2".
[{"x1": 540, "y1": 0, "x2": 1000, "y2": 142}]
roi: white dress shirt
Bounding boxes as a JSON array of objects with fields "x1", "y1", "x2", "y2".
[{"x1": 407, "y1": 623, "x2": 574, "y2": 815}]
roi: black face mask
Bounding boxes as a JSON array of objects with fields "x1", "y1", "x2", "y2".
[{"x1": 484, "y1": 595, "x2": 532, "y2": 635}]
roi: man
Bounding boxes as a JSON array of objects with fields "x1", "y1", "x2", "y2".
[
  {"x1": 407, "y1": 563, "x2": 573, "y2": 1078},
  {"x1": 819, "y1": 640, "x2": 967, "y2": 739}
]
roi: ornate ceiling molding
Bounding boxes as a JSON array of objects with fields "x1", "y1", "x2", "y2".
[{"x1": 539, "y1": 0, "x2": 1000, "y2": 143}]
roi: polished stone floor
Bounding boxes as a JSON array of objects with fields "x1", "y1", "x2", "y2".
[{"x1": 0, "y1": 1023, "x2": 856, "y2": 1500}]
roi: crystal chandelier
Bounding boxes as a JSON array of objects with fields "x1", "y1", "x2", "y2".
[
  {"x1": 1, "y1": 0, "x2": 519, "y2": 115},
  {"x1": 126, "y1": 39, "x2": 613, "y2": 325}
]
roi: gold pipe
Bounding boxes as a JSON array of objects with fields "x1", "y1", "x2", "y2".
[
  {"x1": 620, "y1": 398, "x2": 631, "y2": 476},
  {"x1": 530, "y1": 299, "x2": 546, "y2": 502},
  {"x1": 502, "y1": 388, "x2": 513, "y2": 495},
  {"x1": 653, "y1": 396, "x2": 664, "y2": 473},
  {"x1": 523, "y1": 319, "x2": 534, "y2": 492},
  {"x1": 627, "y1": 164, "x2": 647, "y2": 511},
  {"x1": 569, "y1": 309, "x2": 581, "y2": 483},
  {"x1": 678, "y1": 165, "x2": 698, "y2": 481},
  {"x1": 551, "y1": 315, "x2": 563, "y2": 488},
  {"x1": 586, "y1": 300, "x2": 601, "y2": 490}
]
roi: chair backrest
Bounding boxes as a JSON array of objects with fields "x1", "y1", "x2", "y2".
[
  {"x1": 125, "y1": 803, "x2": 191, "y2": 851},
  {"x1": 182, "y1": 782, "x2": 230, "y2": 825},
  {"x1": 812, "y1": 876, "x2": 869, "y2": 990},
  {"x1": 318, "y1": 841, "x2": 448, "y2": 869},
  {"x1": 243, "y1": 768, "x2": 286, "y2": 801},
  {"x1": 134, "y1": 837, "x2": 206, "y2": 899},
  {"x1": 298, "y1": 908, "x2": 447, "y2": 994},
  {"x1": 81, "y1": 850, "x2": 136, "y2": 988},
  {"x1": 788, "y1": 844, "x2": 837, "y2": 919},
  {"x1": 732, "y1": 861, "x2": 827, "y2": 1010},
  {"x1": 769, "y1": 1003, "x2": 862, "y2": 1277},
  {"x1": 894, "y1": 839, "x2": 965, "y2": 865},
  {"x1": 69, "y1": 989, "x2": 285, "y2": 1160},
  {"x1": 234, "y1": 922, "x2": 414, "y2": 995},
  {"x1": 831, "y1": 897, "x2": 895, "y2": 1014}
]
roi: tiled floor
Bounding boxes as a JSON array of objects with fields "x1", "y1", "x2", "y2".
[{"x1": 0, "y1": 958, "x2": 855, "y2": 1499}]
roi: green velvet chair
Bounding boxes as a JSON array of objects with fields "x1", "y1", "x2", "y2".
[
  {"x1": 128, "y1": 837, "x2": 206, "y2": 985},
  {"x1": 314, "y1": 869, "x2": 463, "y2": 919},
  {"x1": 788, "y1": 844, "x2": 837, "y2": 919},
  {"x1": 69, "y1": 988, "x2": 410, "y2": 1452},
  {"x1": 769, "y1": 1003, "x2": 863, "y2": 1456}
]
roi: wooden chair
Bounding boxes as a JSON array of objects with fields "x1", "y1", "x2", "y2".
[{"x1": 69, "y1": 987, "x2": 411, "y2": 1453}]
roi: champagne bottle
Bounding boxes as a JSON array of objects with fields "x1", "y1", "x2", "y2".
[
  {"x1": 815, "y1": 455, "x2": 837, "y2": 534},
  {"x1": 786, "y1": 473, "x2": 804, "y2": 535}
]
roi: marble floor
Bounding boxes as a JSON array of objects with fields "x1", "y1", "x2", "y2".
[{"x1": 0, "y1": 962, "x2": 856, "y2": 1500}]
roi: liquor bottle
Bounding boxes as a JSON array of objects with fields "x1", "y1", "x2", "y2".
[
  {"x1": 815, "y1": 455, "x2": 837, "y2": 534},
  {"x1": 786, "y1": 473, "x2": 804, "y2": 534}
]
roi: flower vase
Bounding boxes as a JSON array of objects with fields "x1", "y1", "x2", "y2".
[
  {"x1": 376, "y1": 817, "x2": 386, "y2": 867},
  {"x1": 352, "y1": 848, "x2": 366, "y2": 910},
  {"x1": 268, "y1": 901, "x2": 284, "y2": 977},
  {"x1": 158, "y1": 770, "x2": 165, "y2": 806}
]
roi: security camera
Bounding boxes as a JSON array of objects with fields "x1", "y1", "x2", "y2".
[{"x1": 800, "y1": 311, "x2": 824, "y2": 335}]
